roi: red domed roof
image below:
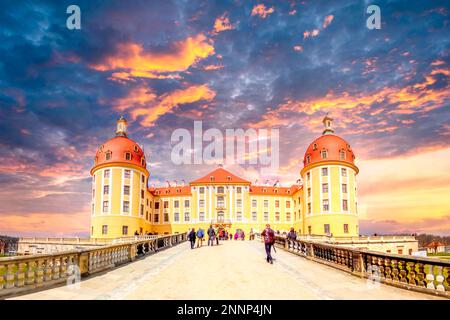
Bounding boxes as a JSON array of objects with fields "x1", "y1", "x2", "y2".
[
  {"x1": 303, "y1": 134, "x2": 355, "y2": 167},
  {"x1": 93, "y1": 136, "x2": 146, "y2": 170}
]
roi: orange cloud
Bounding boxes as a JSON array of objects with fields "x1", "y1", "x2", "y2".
[
  {"x1": 113, "y1": 85, "x2": 157, "y2": 111},
  {"x1": 251, "y1": 64, "x2": 450, "y2": 128},
  {"x1": 130, "y1": 84, "x2": 216, "y2": 126},
  {"x1": 202, "y1": 64, "x2": 224, "y2": 71},
  {"x1": 303, "y1": 29, "x2": 320, "y2": 39},
  {"x1": 251, "y1": 4, "x2": 275, "y2": 18},
  {"x1": 322, "y1": 15, "x2": 334, "y2": 28},
  {"x1": 90, "y1": 34, "x2": 215, "y2": 80},
  {"x1": 213, "y1": 13, "x2": 236, "y2": 33}
]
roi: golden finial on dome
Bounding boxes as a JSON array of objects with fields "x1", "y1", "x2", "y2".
[
  {"x1": 116, "y1": 115, "x2": 128, "y2": 137},
  {"x1": 322, "y1": 113, "x2": 334, "y2": 135}
]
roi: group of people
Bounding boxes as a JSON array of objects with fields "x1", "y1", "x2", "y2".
[
  {"x1": 187, "y1": 226, "x2": 255, "y2": 249},
  {"x1": 187, "y1": 224, "x2": 298, "y2": 266}
]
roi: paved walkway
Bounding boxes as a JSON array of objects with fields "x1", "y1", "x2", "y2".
[{"x1": 11, "y1": 241, "x2": 442, "y2": 300}]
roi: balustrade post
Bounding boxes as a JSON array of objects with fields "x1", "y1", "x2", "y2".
[
  {"x1": 5, "y1": 264, "x2": 16, "y2": 289},
  {"x1": 25, "y1": 261, "x2": 35, "y2": 285},
  {"x1": 79, "y1": 252, "x2": 89, "y2": 275},
  {"x1": 16, "y1": 262, "x2": 26, "y2": 287}
]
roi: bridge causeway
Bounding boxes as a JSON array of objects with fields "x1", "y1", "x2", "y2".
[{"x1": 10, "y1": 241, "x2": 442, "y2": 300}]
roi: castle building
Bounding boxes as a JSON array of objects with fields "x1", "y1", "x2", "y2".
[{"x1": 90, "y1": 115, "x2": 360, "y2": 239}]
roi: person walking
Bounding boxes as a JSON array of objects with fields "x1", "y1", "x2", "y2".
[
  {"x1": 287, "y1": 227, "x2": 297, "y2": 241},
  {"x1": 215, "y1": 227, "x2": 220, "y2": 245},
  {"x1": 261, "y1": 224, "x2": 275, "y2": 264},
  {"x1": 196, "y1": 228, "x2": 204, "y2": 248},
  {"x1": 229, "y1": 232, "x2": 233, "y2": 240},
  {"x1": 241, "y1": 230, "x2": 245, "y2": 241},
  {"x1": 234, "y1": 231, "x2": 239, "y2": 240},
  {"x1": 188, "y1": 228, "x2": 196, "y2": 249},
  {"x1": 207, "y1": 225, "x2": 215, "y2": 246}
]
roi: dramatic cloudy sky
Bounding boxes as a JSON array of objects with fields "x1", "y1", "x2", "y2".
[{"x1": 0, "y1": 0, "x2": 449, "y2": 237}]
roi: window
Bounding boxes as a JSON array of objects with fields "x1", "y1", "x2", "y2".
[
  {"x1": 307, "y1": 172, "x2": 311, "y2": 181},
  {"x1": 236, "y1": 199, "x2": 242, "y2": 207},
  {"x1": 105, "y1": 152, "x2": 111, "y2": 160},
  {"x1": 342, "y1": 184, "x2": 347, "y2": 193},
  {"x1": 122, "y1": 226, "x2": 128, "y2": 235},
  {"x1": 286, "y1": 212, "x2": 291, "y2": 221},
  {"x1": 146, "y1": 211, "x2": 148, "y2": 220},
  {"x1": 174, "y1": 212, "x2": 180, "y2": 222},
  {"x1": 210, "y1": 176, "x2": 215, "y2": 181},
  {"x1": 155, "y1": 202, "x2": 160, "y2": 210},
  {"x1": 286, "y1": 201, "x2": 290, "y2": 208},
  {"x1": 140, "y1": 205, "x2": 144, "y2": 216},
  {"x1": 185, "y1": 200, "x2": 190, "y2": 208},
  {"x1": 142, "y1": 175, "x2": 145, "y2": 183},
  {"x1": 91, "y1": 226, "x2": 93, "y2": 236},
  {"x1": 103, "y1": 185, "x2": 109, "y2": 195},
  {"x1": 341, "y1": 168, "x2": 347, "y2": 177},
  {"x1": 227, "y1": 176, "x2": 231, "y2": 182},
  {"x1": 308, "y1": 188, "x2": 311, "y2": 197},
  {"x1": 324, "y1": 224, "x2": 330, "y2": 234},
  {"x1": 264, "y1": 212, "x2": 269, "y2": 221},
  {"x1": 164, "y1": 213, "x2": 169, "y2": 223},
  {"x1": 141, "y1": 190, "x2": 144, "y2": 198},
  {"x1": 275, "y1": 200, "x2": 279, "y2": 208},
  {"x1": 174, "y1": 200, "x2": 179, "y2": 208},
  {"x1": 124, "y1": 169, "x2": 131, "y2": 179},
  {"x1": 322, "y1": 183, "x2": 328, "y2": 193},
  {"x1": 149, "y1": 214, "x2": 152, "y2": 222},
  {"x1": 163, "y1": 201, "x2": 169, "y2": 209},
  {"x1": 313, "y1": 143, "x2": 318, "y2": 151},
  {"x1": 154, "y1": 214, "x2": 159, "y2": 223},
  {"x1": 340, "y1": 150, "x2": 346, "y2": 160},
  {"x1": 321, "y1": 167, "x2": 328, "y2": 176},
  {"x1": 308, "y1": 226, "x2": 312, "y2": 235},
  {"x1": 236, "y1": 212, "x2": 242, "y2": 221},
  {"x1": 184, "y1": 212, "x2": 190, "y2": 222},
  {"x1": 141, "y1": 158, "x2": 145, "y2": 166},
  {"x1": 104, "y1": 169, "x2": 110, "y2": 178},
  {"x1": 124, "y1": 185, "x2": 130, "y2": 195},
  {"x1": 217, "y1": 186, "x2": 224, "y2": 194},
  {"x1": 308, "y1": 203, "x2": 311, "y2": 214},
  {"x1": 306, "y1": 155, "x2": 311, "y2": 164},
  {"x1": 134, "y1": 145, "x2": 139, "y2": 152},
  {"x1": 199, "y1": 199, "x2": 205, "y2": 207},
  {"x1": 103, "y1": 201, "x2": 109, "y2": 213},
  {"x1": 125, "y1": 152, "x2": 131, "y2": 160},
  {"x1": 275, "y1": 212, "x2": 280, "y2": 222},
  {"x1": 264, "y1": 200, "x2": 269, "y2": 208},
  {"x1": 252, "y1": 211, "x2": 257, "y2": 221},
  {"x1": 321, "y1": 150, "x2": 328, "y2": 159},
  {"x1": 236, "y1": 187, "x2": 242, "y2": 193},
  {"x1": 343, "y1": 199, "x2": 348, "y2": 211},
  {"x1": 217, "y1": 196, "x2": 224, "y2": 207},
  {"x1": 199, "y1": 187, "x2": 205, "y2": 194},
  {"x1": 398, "y1": 249, "x2": 403, "y2": 255},
  {"x1": 123, "y1": 201, "x2": 130, "y2": 213},
  {"x1": 252, "y1": 199, "x2": 257, "y2": 207},
  {"x1": 323, "y1": 199, "x2": 329, "y2": 211},
  {"x1": 344, "y1": 224, "x2": 349, "y2": 234},
  {"x1": 408, "y1": 249, "x2": 412, "y2": 255},
  {"x1": 102, "y1": 225, "x2": 108, "y2": 235},
  {"x1": 199, "y1": 212, "x2": 205, "y2": 221}
]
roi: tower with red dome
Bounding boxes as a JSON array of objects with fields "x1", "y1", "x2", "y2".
[
  {"x1": 300, "y1": 115, "x2": 359, "y2": 236},
  {"x1": 90, "y1": 116, "x2": 151, "y2": 238}
]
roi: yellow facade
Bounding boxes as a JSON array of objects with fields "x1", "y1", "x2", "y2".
[{"x1": 90, "y1": 117, "x2": 359, "y2": 239}]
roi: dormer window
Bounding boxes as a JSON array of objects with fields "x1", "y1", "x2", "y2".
[
  {"x1": 227, "y1": 176, "x2": 231, "y2": 182},
  {"x1": 141, "y1": 157, "x2": 145, "y2": 166},
  {"x1": 340, "y1": 149, "x2": 346, "y2": 160},
  {"x1": 125, "y1": 152, "x2": 131, "y2": 161},
  {"x1": 313, "y1": 143, "x2": 318, "y2": 151},
  {"x1": 105, "y1": 151, "x2": 112, "y2": 160},
  {"x1": 134, "y1": 145, "x2": 139, "y2": 152},
  {"x1": 210, "y1": 176, "x2": 215, "y2": 181},
  {"x1": 274, "y1": 189, "x2": 278, "y2": 194},
  {"x1": 321, "y1": 149, "x2": 328, "y2": 159},
  {"x1": 263, "y1": 188, "x2": 267, "y2": 193},
  {"x1": 98, "y1": 145, "x2": 104, "y2": 152},
  {"x1": 306, "y1": 154, "x2": 311, "y2": 164}
]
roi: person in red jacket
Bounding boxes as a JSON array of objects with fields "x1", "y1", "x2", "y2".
[{"x1": 261, "y1": 224, "x2": 275, "y2": 264}]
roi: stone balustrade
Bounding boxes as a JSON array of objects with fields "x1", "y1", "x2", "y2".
[
  {"x1": 257, "y1": 234, "x2": 449, "y2": 298},
  {"x1": 0, "y1": 233, "x2": 187, "y2": 298}
]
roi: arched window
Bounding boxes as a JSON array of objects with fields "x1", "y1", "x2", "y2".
[
  {"x1": 340, "y1": 149, "x2": 346, "y2": 160},
  {"x1": 313, "y1": 143, "x2": 318, "y2": 151},
  {"x1": 321, "y1": 149, "x2": 328, "y2": 159},
  {"x1": 105, "y1": 151, "x2": 112, "y2": 160},
  {"x1": 125, "y1": 152, "x2": 131, "y2": 161}
]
